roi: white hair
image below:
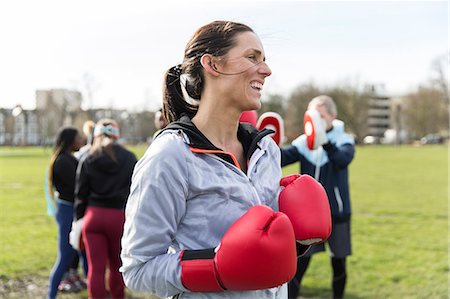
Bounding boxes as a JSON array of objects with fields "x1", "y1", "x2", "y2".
[{"x1": 308, "y1": 95, "x2": 337, "y2": 116}]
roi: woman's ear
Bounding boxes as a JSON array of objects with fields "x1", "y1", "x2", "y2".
[{"x1": 200, "y1": 54, "x2": 219, "y2": 77}]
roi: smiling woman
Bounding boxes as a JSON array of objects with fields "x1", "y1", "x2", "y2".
[{"x1": 119, "y1": 20, "x2": 296, "y2": 299}]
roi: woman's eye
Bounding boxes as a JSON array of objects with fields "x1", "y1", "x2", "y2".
[{"x1": 248, "y1": 55, "x2": 256, "y2": 61}]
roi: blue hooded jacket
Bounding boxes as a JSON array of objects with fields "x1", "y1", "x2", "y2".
[{"x1": 281, "y1": 119, "x2": 355, "y2": 222}]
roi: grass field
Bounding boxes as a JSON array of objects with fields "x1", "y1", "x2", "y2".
[{"x1": 0, "y1": 145, "x2": 448, "y2": 298}]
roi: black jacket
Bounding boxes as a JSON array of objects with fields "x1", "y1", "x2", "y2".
[
  {"x1": 53, "y1": 152, "x2": 78, "y2": 202},
  {"x1": 75, "y1": 144, "x2": 137, "y2": 219}
]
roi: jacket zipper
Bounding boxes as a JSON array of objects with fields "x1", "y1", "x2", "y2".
[
  {"x1": 246, "y1": 148, "x2": 265, "y2": 176},
  {"x1": 189, "y1": 147, "x2": 265, "y2": 205},
  {"x1": 334, "y1": 186, "x2": 344, "y2": 213}
]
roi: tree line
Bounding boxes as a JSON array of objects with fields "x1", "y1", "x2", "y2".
[{"x1": 259, "y1": 55, "x2": 449, "y2": 144}]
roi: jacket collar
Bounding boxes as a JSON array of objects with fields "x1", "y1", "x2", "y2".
[{"x1": 160, "y1": 114, "x2": 274, "y2": 161}]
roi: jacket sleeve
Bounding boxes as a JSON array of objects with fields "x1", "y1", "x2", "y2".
[
  {"x1": 258, "y1": 138, "x2": 282, "y2": 212},
  {"x1": 322, "y1": 142, "x2": 355, "y2": 168},
  {"x1": 280, "y1": 145, "x2": 301, "y2": 167},
  {"x1": 74, "y1": 159, "x2": 89, "y2": 220},
  {"x1": 120, "y1": 137, "x2": 189, "y2": 298}
]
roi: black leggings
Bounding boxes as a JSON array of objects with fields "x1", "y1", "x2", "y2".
[
  {"x1": 288, "y1": 256, "x2": 347, "y2": 299},
  {"x1": 331, "y1": 257, "x2": 347, "y2": 299}
]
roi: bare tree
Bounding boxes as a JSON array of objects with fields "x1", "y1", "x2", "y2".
[
  {"x1": 430, "y1": 54, "x2": 449, "y2": 104},
  {"x1": 260, "y1": 94, "x2": 286, "y2": 117},
  {"x1": 136, "y1": 111, "x2": 155, "y2": 143},
  {"x1": 430, "y1": 54, "x2": 450, "y2": 136},
  {"x1": 326, "y1": 83, "x2": 372, "y2": 143},
  {"x1": 81, "y1": 73, "x2": 101, "y2": 109},
  {"x1": 403, "y1": 85, "x2": 447, "y2": 139},
  {"x1": 284, "y1": 83, "x2": 322, "y2": 142}
]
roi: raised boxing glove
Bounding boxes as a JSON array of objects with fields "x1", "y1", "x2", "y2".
[
  {"x1": 180, "y1": 205, "x2": 297, "y2": 292},
  {"x1": 279, "y1": 174, "x2": 332, "y2": 246}
]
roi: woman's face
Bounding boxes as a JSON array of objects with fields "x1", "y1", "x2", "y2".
[
  {"x1": 71, "y1": 132, "x2": 84, "y2": 152},
  {"x1": 315, "y1": 104, "x2": 336, "y2": 130},
  {"x1": 215, "y1": 31, "x2": 272, "y2": 111}
]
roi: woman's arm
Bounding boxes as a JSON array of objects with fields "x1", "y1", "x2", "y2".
[
  {"x1": 120, "y1": 137, "x2": 189, "y2": 298},
  {"x1": 322, "y1": 142, "x2": 355, "y2": 168},
  {"x1": 74, "y1": 160, "x2": 89, "y2": 220}
]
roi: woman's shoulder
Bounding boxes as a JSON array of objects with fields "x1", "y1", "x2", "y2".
[
  {"x1": 134, "y1": 130, "x2": 191, "y2": 180},
  {"x1": 149, "y1": 129, "x2": 190, "y2": 154},
  {"x1": 138, "y1": 130, "x2": 191, "y2": 166},
  {"x1": 55, "y1": 152, "x2": 77, "y2": 166}
]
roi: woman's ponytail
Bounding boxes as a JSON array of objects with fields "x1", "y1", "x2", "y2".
[{"x1": 162, "y1": 65, "x2": 198, "y2": 122}]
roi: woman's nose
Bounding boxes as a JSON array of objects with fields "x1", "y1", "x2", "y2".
[{"x1": 258, "y1": 61, "x2": 272, "y2": 77}]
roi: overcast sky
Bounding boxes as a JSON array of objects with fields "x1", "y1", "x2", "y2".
[{"x1": 0, "y1": 0, "x2": 447, "y2": 111}]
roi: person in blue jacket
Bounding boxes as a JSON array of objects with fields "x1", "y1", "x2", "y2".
[{"x1": 281, "y1": 95, "x2": 355, "y2": 299}]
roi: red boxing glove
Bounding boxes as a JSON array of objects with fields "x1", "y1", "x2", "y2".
[
  {"x1": 279, "y1": 174, "x2": 332, "y2": 246},
  {"x1": 180, "y1": 205, "x2": 297, "y2": 292}
]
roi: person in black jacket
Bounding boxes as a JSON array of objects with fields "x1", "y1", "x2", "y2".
[
  {"x1": 281, "y1": 95, "x2": 355, "y2": 299},
  {"x1": 75, "y1": 119, "x2": 137, "y2": 299},
  {"x1": 47, "y1": 127, "x2": 84, "y2": 299}
]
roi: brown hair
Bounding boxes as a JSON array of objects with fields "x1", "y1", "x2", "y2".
[
  {"x1": 90, "y1": 119, "x2": 119, "y2": 162},
  {"x1": 162, "y1": 20, "x2": 254, "y2": 122}
]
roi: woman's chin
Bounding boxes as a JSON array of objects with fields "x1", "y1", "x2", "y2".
[{"x1": 248, "y1": 99, "x2": 262, "y2": 111}]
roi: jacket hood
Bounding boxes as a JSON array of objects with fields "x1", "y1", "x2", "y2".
[
  {"x1": 331, "y1": 119, "x2": 345, "y2": 133},
  {"x1": 88, "y1": 144, "x2": 126, "y2": 173}
]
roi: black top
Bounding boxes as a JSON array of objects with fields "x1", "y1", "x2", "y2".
[
  {"x1": 75, "y1": 144, "x2": 137, "y2": 219},
  {"x1": 53, "y1": 152, "x2": 78, "y2": 202}
]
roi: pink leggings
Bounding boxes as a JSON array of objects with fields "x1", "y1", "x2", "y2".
[{"x1": 83, "y1": 206, "x2": 125, "y2": 299}]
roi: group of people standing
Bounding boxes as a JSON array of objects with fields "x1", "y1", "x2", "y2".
[
  {"x1": 46, "y1": 20, "x2": 355, "y2": 299},
  {"x1": 47, "y1": 119, "x2": 137, "y2": 299}
]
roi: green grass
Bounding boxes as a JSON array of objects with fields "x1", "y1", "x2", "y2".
[
  {"x1": 0, "y1": 145, "x2": 448, "y2": 298},
  {"x1": 282, "y1": 145, "x2": 449, "y2": 299}
]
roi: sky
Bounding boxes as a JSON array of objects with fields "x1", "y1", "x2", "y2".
[{"x1": 0, "y1": 0, "x2": 447, "y2": 111}]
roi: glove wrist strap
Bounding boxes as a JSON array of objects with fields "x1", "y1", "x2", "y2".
[{"x1": 180, "y1": 249, "x2": 225, "y2": 292}]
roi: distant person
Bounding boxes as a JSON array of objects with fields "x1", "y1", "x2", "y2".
[
  {"x1": 120, "y1": 20, "x2": 331, "y2": 299},
  {"x1": 47, "y1": 126, "x2": 84, "y2": 299},
  {"x1": 58, "y1": 120, "x2": 97, "y2": 293},
  {"x1": 152, "y1": 108, "x2": 169, "y2": 139},
  {"x1": 75, "y1": 119, "x2": 137, "y2": 299},
  {"x1": 154, "y1": 108, "x2": 169, "y2": 130},
  {"x1": 281, "y1": 95, "x2": 355, "y2": 299},
  {"x1": 74, "y1": 120, "x2": 96, "y2": 161}
]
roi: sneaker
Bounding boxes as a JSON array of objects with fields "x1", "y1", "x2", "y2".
[
  {"x1": 68, "y1": 269, "x2": 88, "y2": 292},
  {"x1": 58, "y1": 279, "x2": 78, "y2": 293},
  {"x1": 72, "y1": 273, "x2": 87, "y2": 290}
]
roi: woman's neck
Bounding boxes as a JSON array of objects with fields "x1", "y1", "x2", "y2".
[{"x1": 192, "y1": 100, "x2": 241, "y2": 151}]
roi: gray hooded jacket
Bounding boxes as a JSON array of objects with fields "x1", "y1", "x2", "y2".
[{"x1": 121, "y1": 117, "x2": 286, "y2": 298}]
